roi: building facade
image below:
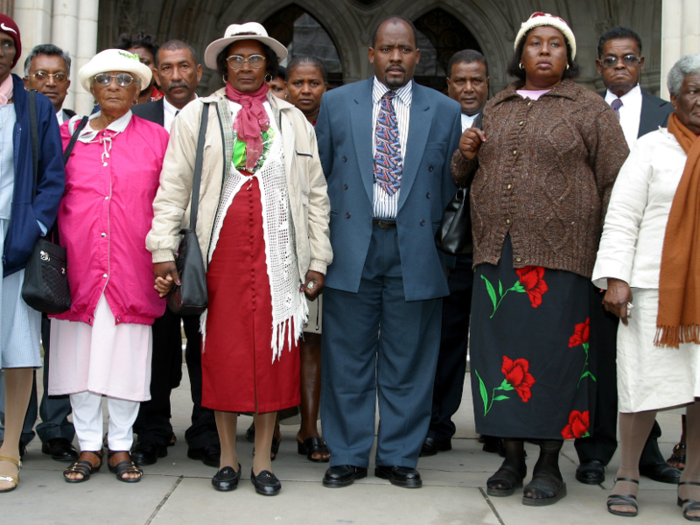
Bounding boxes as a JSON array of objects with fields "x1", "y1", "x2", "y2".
[{"x1": 8, "y1": 0, "x2": 700, "y2": 114}]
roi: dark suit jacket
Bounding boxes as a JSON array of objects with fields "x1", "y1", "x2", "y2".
[
  {"x1": 63, "y1": 108, "x2": 76, "y2": 119},
  {"x1": 315, "y1": 78, "x2": 462, "y2": 302},
  {"x1": 131, "y1": 98, "x2": 165, "y2": 127},
  {"x1": 599, "y1": 88, "x2": 673, "y2": 138}
]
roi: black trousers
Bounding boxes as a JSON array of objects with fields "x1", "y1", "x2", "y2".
[
  {"x1": 133, "y1": 311, "x2": 218, "y2": 449},
  {"x1": 574, "y1": 285, "x2": 664, "y2": 467},
  {"x1": 427, "y1": 255, "x2": 473, "y2": 442}
]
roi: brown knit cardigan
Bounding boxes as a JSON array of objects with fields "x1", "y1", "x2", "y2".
[{"x1": 451, "y1": 79, "x2": 629, "y2": 279}]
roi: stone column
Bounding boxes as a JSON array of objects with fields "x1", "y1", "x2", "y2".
[{"x1": 661, "y1": 0, "x2": 700, "y2": 98}]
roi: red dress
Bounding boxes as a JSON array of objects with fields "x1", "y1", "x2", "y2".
[{"x1": 202, "y1": 177, "x2": 300, "y2": 413}]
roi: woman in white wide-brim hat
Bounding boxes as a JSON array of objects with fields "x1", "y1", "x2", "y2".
[
  {"x1": 49, "y1": 48, "x2": 170, "y2": 484},
  {"x1": 146, "y1": 22, "x2": 332, "y2": 495}
]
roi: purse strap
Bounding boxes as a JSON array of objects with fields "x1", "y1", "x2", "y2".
[
  {"x1": 63, "y1": 116, "x2": 89, "y2": 165},
  {"x1": 190, "y1": 102, "x2": 209, "y2": 231},
  {"x1": 28, "y1": 90, "x2": 39, "y2": 198}
]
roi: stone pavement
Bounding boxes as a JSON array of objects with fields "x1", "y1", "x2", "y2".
[{"x1": 3, "y1": 365, "x2": 685, "y2": 525}]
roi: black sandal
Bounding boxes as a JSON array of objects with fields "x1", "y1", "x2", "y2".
[
  {"x1": 669, "y1": 443, "x2": 687, "y2": 470},
  {"x1": 252, "y1": 435, "x2": 281, "y2": 461},
  {"x1": 297, "y1": 437, "x2": 330, "y2": 463},
  {"x1": 486, "y1": 465, "x2": 526, "y2": 497},
  {"x1": 63, "y1": 450, "x2": 103, "y2": 484},
  {"x1": 678, "y1": 481, "x2": 700, "y2": 521},
  {"x1": 108, "y1": 451, "x2": 143, "y2": 483},
  {"x1": 607, "y1": 477, "x2": 639, "y2": 517},
  {"x1": 522, "y1": 471, "x2": 567, "y2": 506}
]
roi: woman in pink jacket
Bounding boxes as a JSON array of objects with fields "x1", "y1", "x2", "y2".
[{"x1": 48, "y1": 49, "x2": 169, "y2": 484}]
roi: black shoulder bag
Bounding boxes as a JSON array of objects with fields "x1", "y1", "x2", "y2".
[
  {"x1": 166, "y1": 103, "x2": 209, "y2": 316},
  {"x1": 435, "y1": 185, "x2": 472, "y2": 256},
  {"x1": 22, "y1": 96, "x2": 88, "y2": 314}
]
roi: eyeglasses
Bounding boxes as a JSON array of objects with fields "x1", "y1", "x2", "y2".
[
  {"x1": 601, "y1": 55, "x2": 641, "y2": 69},
  {"x1": 93, "y1": 73, "x2": 134, "y2": 87},
  {"x1": 226, "y1": 54, "x2": 266, "y2": 70},
  {"x1": 29, "y1": 71, "x2": 69, "y2": 84}
]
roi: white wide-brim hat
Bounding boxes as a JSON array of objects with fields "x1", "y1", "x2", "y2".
[
  {"x1": 204, "y1": 22, "x2": 287, "y2": 69},
  {"x1": 78, "y1": 49, "x2": 152, "y2": 92},
  {"x1": 514, "y1": 12, "x2": 577, "y2": 60}
]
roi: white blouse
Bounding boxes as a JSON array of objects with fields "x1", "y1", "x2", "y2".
[{"x1": 592, "y1": 128, "x2": 687, "y2": 290}]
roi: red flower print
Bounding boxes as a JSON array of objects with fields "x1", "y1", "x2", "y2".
[
  {"x1": 501, "y1": 356, "x2": 536, "y2": 403},
  {"x1": 569, "y1": 318, "x2": 590, "y2": 347},
  {"x1": 561, "y1": 410, "x2": 590, "y2": 439},
  {"x1": 515, "y1": 266, "x2": 549, "y2": 308}
]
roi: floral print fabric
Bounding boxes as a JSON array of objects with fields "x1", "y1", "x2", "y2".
[{"x1": 470, "y1": 236, "x2": 591, "y2": 440}]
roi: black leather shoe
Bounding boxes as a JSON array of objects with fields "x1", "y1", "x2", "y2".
[
  {"x1": 251, "y1": 468, "x2": 281, "y2": 496},
  {"x1": 131, "y1": 441, "x2": 168, "y2": 466},
  {"x1": 187, "y1": 444, "x2": 221, "y2": 467},
  {"x1": 640, "y1": 461, "x2": 681, "y2": 484},
  {"x1": 375, "y1": 466, "x2": 422, "y2": 488},
  {"x1": 41, "y1": 438, "x2": 79, "y2": 462},
  {"x1": 420, "y1": 436, "x2": 452, "y2": 457},
  {"x1": 212, "y1": 464, "x2": 241, "y2": 492},
  {"x1": 575, "y1": 459, "x2": 605, "y2": 484},
  {"x1": 322, "y1": 465, "x2": 368, "y2": 488}
]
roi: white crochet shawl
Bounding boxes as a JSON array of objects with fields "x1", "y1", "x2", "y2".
[{"x1": 202, "y1": 114, "x2": 307, "y2": 363}]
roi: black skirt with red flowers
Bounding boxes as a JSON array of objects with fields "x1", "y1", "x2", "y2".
[{"x1": 470, "y1": 235, "x2": 591, "y2": 440}]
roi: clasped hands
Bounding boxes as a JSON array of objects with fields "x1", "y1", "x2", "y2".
[{"x1": 153, "y1": 261, "x2": 324, "y2": 300}]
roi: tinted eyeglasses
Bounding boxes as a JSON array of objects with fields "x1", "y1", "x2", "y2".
[
  {"x1": 226, "y1": 54, "x2": 266, "y2": 70},
  {"x1": 29, "y1": 71, "x2": 69, "y2": 84},
  {"x1": 94, "y1": 73, "x2": 134, "y2": 87},
  {"x1": 601, "y1": 55, "x2": 641, "y2": 69}
]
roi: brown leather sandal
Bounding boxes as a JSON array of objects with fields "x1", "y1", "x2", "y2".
[
  {"x1": 108, "y1": 451, "x2": 143, "y2": 483},
  {"x1": 63, "y1": 450, "x2": 103, "y2": 484}
]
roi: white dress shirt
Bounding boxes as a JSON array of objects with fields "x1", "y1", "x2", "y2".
[
  {"x1": 605, "y1": 84, "x2": 642, "y2": 147},
  {"x1": 56, "y1": 108, "x2": 68, "y2": 125},
  {"x1": 371, "y1": 77, "x2": 412, "y2": 219},
  {"x1": 164, "y1": 95, "x2": 198, "y2": 134},
  {"x1": 461, "y1": 113, "x2": 478, "y2": 132},
  {"x1": 592, "y1": 128, "x2": 686, "y2": 290}
]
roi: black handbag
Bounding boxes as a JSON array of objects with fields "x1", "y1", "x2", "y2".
[
  {"x1": 21, "y1": 93, "x2": 87, "y2": 314},
  {"x1": 166, "y1": 103, "x2": 210, "y2": 316},
  {"x1": 435, "y1": 186, "x2": 472, "y2": 256}
]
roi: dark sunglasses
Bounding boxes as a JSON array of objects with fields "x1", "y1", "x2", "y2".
[{"x1": 601, "y1": 55, "x2": 641, "y2": 69}]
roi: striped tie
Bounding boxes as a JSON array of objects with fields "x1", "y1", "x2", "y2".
[{"x1": 373, "y1": 91, "x2": 403, "y2": 195}]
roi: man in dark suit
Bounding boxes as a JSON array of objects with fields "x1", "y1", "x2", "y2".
[
  {"x1": 421, "y1": 49, "x2": 489, "y2": 457},
  {"x1": 0, "y1": 44, "x2": 78, "y2": 463},
  {"x1": 130, "y1": 40, "x2": 220, "y2": 467},
  {"x1": 574, "y1": 26, "x2": 678, "y2": 486},
  {"x1": 315, "y1": 16, "x2": 461, "y2": 489}
]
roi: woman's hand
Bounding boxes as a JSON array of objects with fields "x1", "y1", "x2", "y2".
[
  {"x1": 303, "y1": 270, "x2": 324, "y2": 300},
  {"x1": 458, "y1": 128, "x2": 485, "y2": 161},
  {"x1": 153, "y1": 262, "x2": 180, "y2": 298},
  {"x1": 602, "y1": 278, "x2": 633, "y2": 326}
]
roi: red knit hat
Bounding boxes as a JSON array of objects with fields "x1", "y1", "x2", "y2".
[{"x1": 0, "y1": 15, "x2": 21, "y2": 68}]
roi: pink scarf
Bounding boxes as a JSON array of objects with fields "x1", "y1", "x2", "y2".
[
  {"x1": 0, "y1": 75, "x2": 13, "y2": 106},
  {"x1": 225, "y1": 82, "x2": 270, "y2": 171}
]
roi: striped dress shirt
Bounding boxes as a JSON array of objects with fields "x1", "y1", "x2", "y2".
[{"x1": 371, "y1": 77, "x2": 413, "y2": 219}]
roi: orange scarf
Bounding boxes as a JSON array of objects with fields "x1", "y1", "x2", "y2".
[{"x1": 655, "y1": 112, "x2": 700, "y2": 347}]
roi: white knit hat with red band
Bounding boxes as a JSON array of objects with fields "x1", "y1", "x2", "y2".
[{"x1": 514, "y1": 12, "x2": 576, "y2": 60}]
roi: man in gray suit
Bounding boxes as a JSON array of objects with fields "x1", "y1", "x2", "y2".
[
  {"x1": 575, "y1": 26, "x2": 678, "y2": 487},
  {"x1": 315, "y1": 16, "x2": 461, "y2": 489}
]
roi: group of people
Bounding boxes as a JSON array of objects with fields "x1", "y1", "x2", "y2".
[{"x1": 0, "y1": 8, "x2": 698, "y2": 519}]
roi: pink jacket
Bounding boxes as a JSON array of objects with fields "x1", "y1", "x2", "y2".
[{"x1": 52, "y1": 114, "x2": 169, "y2": 326}]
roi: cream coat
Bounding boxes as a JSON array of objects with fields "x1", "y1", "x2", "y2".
[{"x1": 146, "y1": 89, "x2": 332, "y2": 279}]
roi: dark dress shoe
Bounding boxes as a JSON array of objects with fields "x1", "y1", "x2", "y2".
[
  {"x1": 375, "y1": 466, "x2": 423, "y2": 488},
  {"x1": 575, "y1": 459, "x2": 605, "y2": 485},
  {"x1": 420, "y1": 436, "x2": 452, "y2": 457},
  {"x1": 322, "y1": 465, "x2": 368, "y2": 488},
  {"x1": 251, "y1": 469, "x2": 281, "y2": 496},
  {"x1": 41, "y1": 438, "x2": 79, "y2": 462},
  {"x1": 640, "y1": 461, "x2": 681, "y2": 484},
  {"x1": 212, "y1": 464, "x2": 241, "y2": 491},
  {"x1": 131, "y1": 441, "x2": 168, "y2": 466},
  {"x1": 187, "y1": 444, "x2": 221, "y2": 467}
]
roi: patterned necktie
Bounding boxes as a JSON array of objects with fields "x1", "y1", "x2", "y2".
[
  {"x1": 611, "y1": 98, "x2": 622, "y2": 119},
  {"x1": 373, "y1": 91, "x2": 403, "y2": 195}
]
